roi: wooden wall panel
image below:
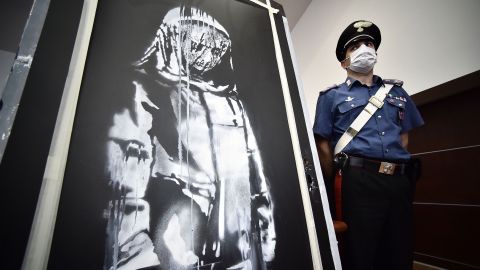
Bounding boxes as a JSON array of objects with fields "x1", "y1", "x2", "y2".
[
  {"x1": 409, "y1": 88, "x2": 480, "y2": 154},
  {"x1": 414, "y1": 205, "x2": 480, "y2": 269},
  {"x1": 415, "y1": 147, "x2": 480, "y2": 205},
  {"x1": 409, "y1": 70, "x2": 480, "y2": 270}
]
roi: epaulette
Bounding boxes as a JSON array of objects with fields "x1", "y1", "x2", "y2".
[
  {"x1": 319, "y1": 84, "x2": 339, "y2": 95},
  {"x1": 383, "y1": 79, "x2": 403, "y2": 87}
]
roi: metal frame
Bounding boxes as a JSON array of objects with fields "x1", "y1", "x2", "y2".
[{"x1": 0, "y1": 0, "x2": 52, "y2": 162}]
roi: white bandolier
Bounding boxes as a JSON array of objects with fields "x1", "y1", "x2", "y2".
[{"x1": 334, "y1": 82, "x2": 395, "y2": 155}]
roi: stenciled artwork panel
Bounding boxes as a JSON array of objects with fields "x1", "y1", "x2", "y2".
[{"x1": 48, "y1": 0, "x2": 322, "y2": 269}]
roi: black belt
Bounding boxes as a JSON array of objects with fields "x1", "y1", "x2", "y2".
[{"x1": 347, "y1": 156, "x2": 408, "y2": 176}]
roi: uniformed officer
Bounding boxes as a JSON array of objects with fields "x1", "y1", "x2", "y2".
[{"x1": 313, "y1": 20, "x2": 424, "y2": 270}]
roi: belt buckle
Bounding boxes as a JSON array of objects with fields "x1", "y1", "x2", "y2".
[{"x1": 379, "y1": 162, "x2": 396, "y2": 175}]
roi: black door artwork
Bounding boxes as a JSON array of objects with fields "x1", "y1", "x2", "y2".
[{"x1": 48, "y1": 0, "x2": 331, "y2": 269}]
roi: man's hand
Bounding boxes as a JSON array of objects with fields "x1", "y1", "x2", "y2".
[
  {"x1": 314, "y1": 134, "x2": 334, "y2": 182},
  {"x1": 401, "y1": 133, "x2": 409, "y2": 150}
]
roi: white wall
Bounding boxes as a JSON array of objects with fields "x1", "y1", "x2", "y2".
[
  {"x1": 276, "y1": 0, "x2": 311, "y2": 30},
  {"x1": 291, "y1": 0, "x2": 480, "y2": 118}
]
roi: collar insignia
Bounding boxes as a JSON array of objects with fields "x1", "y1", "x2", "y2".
[{"x1": 388, "y1": 94, "x2": 407, "y2": 103}]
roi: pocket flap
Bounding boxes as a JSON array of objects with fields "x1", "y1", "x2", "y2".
[{"x1": 338, "y1": 98, "x2": 368, "y2": 113}]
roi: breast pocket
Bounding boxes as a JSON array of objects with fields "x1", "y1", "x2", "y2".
[
  {"x1": 335, "y1": 98, "x2": 368, "y2": 129},
  {"x1": 385, "y1": 98, "x2": 406, "y2": 125}
]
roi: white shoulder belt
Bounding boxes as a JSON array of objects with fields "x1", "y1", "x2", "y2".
[{"x1": 334, "y1": 83, "x2": 394, "y2": 155}]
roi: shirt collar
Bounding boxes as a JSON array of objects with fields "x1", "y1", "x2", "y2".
[{"x1": 345, "y1": 75, "x2": 383, "y2": 91}]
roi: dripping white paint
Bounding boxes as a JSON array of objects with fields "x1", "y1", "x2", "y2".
[{"x1": 104, "y1": 6, "x2": 276, "y2": 270}]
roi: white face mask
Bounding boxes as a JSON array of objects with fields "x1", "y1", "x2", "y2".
[{"x1": 345, "y1": 44, "x2": 377, "y2": 74}]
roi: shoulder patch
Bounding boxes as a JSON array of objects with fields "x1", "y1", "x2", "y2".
[
  {"x1": 383, "y1": 79, "x2": 404, "y2": 87},
  {"x1": 319, "y1": 84, "x2": 339, "y2": 94}
]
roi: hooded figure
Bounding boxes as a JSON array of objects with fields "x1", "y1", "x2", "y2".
[{"x1": 105, "y1": 7, "x2": 276, "y2": 270}]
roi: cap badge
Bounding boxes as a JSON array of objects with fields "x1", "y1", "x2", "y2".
[{"x1": 353, "y1": 21, "x2": 372, "y2": 32}]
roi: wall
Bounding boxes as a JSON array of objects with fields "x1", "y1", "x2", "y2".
[
  {"x1": 276, "y1": 0, "x2": 311, "y2": 30},
  {"x1": 409, "y1": 70, "x2": 480, "y2": 269},
  {"x1": 291, "y1": 0, "x2": 480, "y2": 118}
]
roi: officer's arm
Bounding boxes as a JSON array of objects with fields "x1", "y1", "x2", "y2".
[
  {"x1": 401, "y1": 133, "x2": 409, "y2": 150},
  {"x1": 315, "y1": 134, "x2": 334, "y2": 183}
]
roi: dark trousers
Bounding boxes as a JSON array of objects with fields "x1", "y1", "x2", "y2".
[{"x1": 341, "y1": 165, "x2": 415, "y2": 270}]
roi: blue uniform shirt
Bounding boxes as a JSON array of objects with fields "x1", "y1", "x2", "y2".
[{"x1": 313, "y1": 76, "x2": 424, "y2": 161}]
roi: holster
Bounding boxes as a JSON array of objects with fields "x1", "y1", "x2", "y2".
[
  {"x1": 333, "y1": 152, "x2": 349, "y2": 172},
  {"x1": 407, "y1": 157, "x2": 422, "y2": 182}
]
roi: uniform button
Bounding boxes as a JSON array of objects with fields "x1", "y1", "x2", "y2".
[
  {"x1": 378, "y1": 115, "x2": 382, "y2": 119},
  {"x1": 351, "y1": 104, "x2": 355, "y2": 107},
  {"x1": 381, "y1": 131, "x2": 385, "y2": 136}
]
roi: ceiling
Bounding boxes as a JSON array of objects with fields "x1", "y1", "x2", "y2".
[{"x1": 275, "y1": 0, "x2": 312, "y2": 30}]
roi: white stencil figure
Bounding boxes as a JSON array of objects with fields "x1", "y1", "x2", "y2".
[{"x1": 104, "y1": 6, "x2": 276, "y2": 270}]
